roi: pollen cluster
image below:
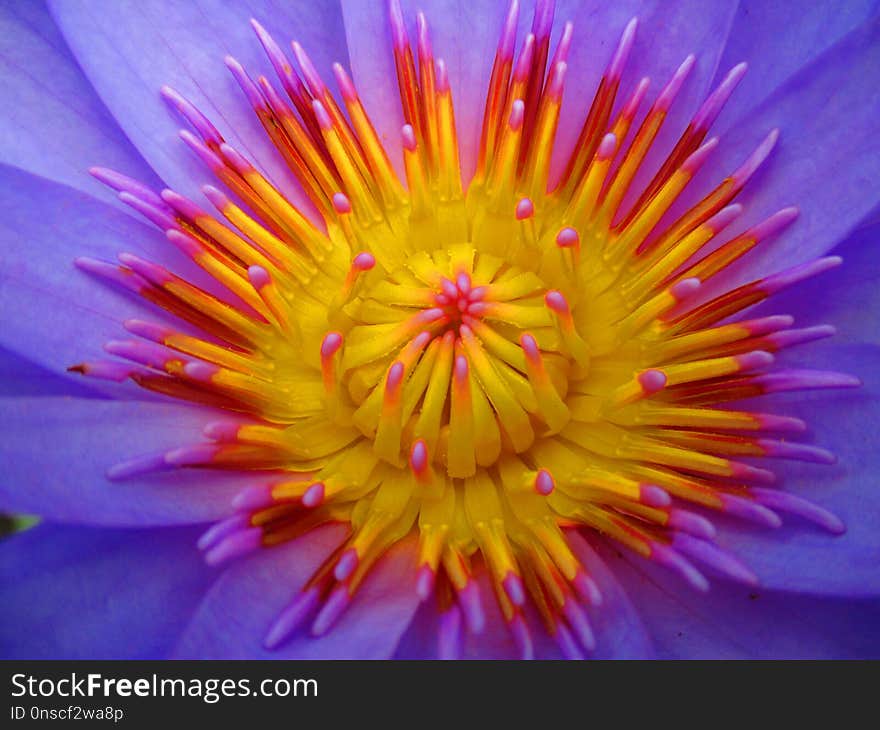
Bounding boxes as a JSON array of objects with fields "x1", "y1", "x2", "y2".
[{"x1": 73, "y1": 0, "x2": 854, "y2": 658}]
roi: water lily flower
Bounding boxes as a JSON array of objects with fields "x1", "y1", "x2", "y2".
[{"x1": 1, "y1": 0, "x2": 879, "y2": 660}]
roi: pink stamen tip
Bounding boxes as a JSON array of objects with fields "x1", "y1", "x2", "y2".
[
  {"x1": 681, "y1": 137, "x2": 718, "y2": 174},
  {"x1": 420, "y1": 307, "x2": 446, "y2": 323},
  {"x1": 232, "y1": 483, "x2": 274, "y2": 512},
  {"x1": 332, "y1": 192, "x2": 352, "y2": 214},
  {"x1": 118, "y1": 192, "x2": 179, "y2": 231},
  {"x1": 224, "y1": 56, "x2": 266, "y2": 111},
  {"x1": 597, "y1": 132, "x2": 617, "y2": 161},
  {"x1": 160, "y1": 188, "x2": 206, "y2": 221},
  {"x1": 401, "y1": 124, "x2": 417, "y2": 152},
  {"x1": 456, "y1": 272, "x2": 472, "y2": 295},
  {"x1": 410, "y1": 439, "x2": 429, "y2": 476},
  {"x1": 352, "y1": 252, "x2": 376, "y2": 272},
  {"x1": 719, "y1": 493, "x2": 783, "y2": 528},
  {"x1": 436, "y1": 58, "x2": 449, "y2": 93},
  {"x1": 509, "y1": 99, "x2": 525, "y2": 131},
  {"x1": 638, "y1": 369, "x2": 667, "y2": 394},
  {"x1": 179, "y1": 129, "x2": 225, "y2": 173},
  {"x1": 197, "y1": 513, "x2": 249, "y2": 552},
  {"x1": 302, "y1": 482, "x2": 325, "y2": 508},
  {"x1": 159, "y1": 86, "x2": 223, "y2": 144},
  {"x1": 556, "y1": 623, "x2": 585, "y2": 660},
  {"x1": 388, "y1": 0, "x2": 407, "y2": 50},
  {"x1": 670, "y1": 277, "x2": 701, "y2": 300},
  {"x1": 707, "y1": 204, "x2": 744, "y2": 233},
  {"x1": 545, "y1": 290, "x2": 570, "y2": 315},
  {"x1": 416, "y1": 12, "x2": 432, "y2": 59},
  {"x1": 751, "y1": 488, "x2": 846, "y2": 534},
  {"x1": 572, "y1": 569, "x2": 603, "y2": 607},
  {"x1": 668, "y1": 509, "x2": 716, "y2": 540},
  {"x1": 457, "y1": 580, "x2": 486, "y2": 634},
  {"x1": 74, "y1": 257, "x2": 142, "y2": 294},
  {"x1": 166, "y1": 229, "x2": 203, "y2": 257},
  {"x1": 201, "y1": 184, "x2": 230, "y2": 210},
  {"x1": 733, "y1": 129, "x2": 779, "y2": 185},
  {"x1": 415, "y1": 564, "x2": 436, "y2": 601},
  {"x1": 551, "y1": 22, "x2": 574, "y2": 66},
  {"x1": 514, "y1": 35, "x2": 535, "y2": 83},
  {"x1": 650, "y1": 542, "x2": 710, "y2": 592},
  {"x1": 89, "y1": 167, "x2": 165, "y2": 208},
  {"x1": 502, "y1": 572, "x2": 526, "y2": 607},
  {"x1": 556, "y1": 227, "x2": 580, "y2": 248},
  {"x1": 498, "y1": 0, "x2": 520, "y2": 61},
  {"x1": 310, "y1": 584, "x2": 351, "y2": 637},
  {"x1": 623, "y1": 77, "x2": 651, "y2": 119},
  {"x1": 749, "y1": 207, "x2": 799, "y2": 242},
  {"x1": 608, "y1": 17, "x2": 638, "y2": 81},
  {"x1": 561, "y1": 597, "x2": 596, "y2": 652},
  {"x1": 546, "y1": 61, "x2": 567, "y2": 100},
  {"x1": 204, "y1": 421, "x2": 242, "y2": 443},
  {"x1": 312, "y1": 99, "x2": 333, "y2": 131},
  {"x1": 531, "y1": 0, "x2": 554, "y2": 39},
  {"x1": 117, "y1": 252, "x2": 172, "y2": 285},
  {"x1": 247, "y1": 265, "x2": 272, "y2": 291},
  {"x1": 656, "y1": 54, "x2": 696, "y2": 111},
  {"x1": 520, "y1": 333, "x2": 540, "y2": 359},
  {"x1": 509, "y1": 614, "x2": 534, "y2": 660},
  {"x1": 639, "y1": 484, "x2": 671, "y2": 508},
  {"x1": 219, "y1": 143, "x2": 252, "y2": 175},
  {"x1": 320, "y1": 332, "x2": 343, "y2": 359},
  {"x1": 263, "y1": 587, "x2": 321, "y2": 650},
  {"x1": 437, "y1": 605, "x2": 463, "y2": 660},
  {"x1": 333, "y1": 63, "x2": 358, "y2": 102},
  {"x1": 453, "y1": 353, "x2": 471, "y2": 382},
  {"x1": 183, "y1": 361, "x2": 219, "y2": 382},
  {"x1": 671, "y1": 533, "x2": 758, "y2": 586},
  {"x1": 106, "y1": 452, "x2": 167, "y2": 481},
  {"x1": 123, "y1": 319, "x2": 172, "y2": 343},
  {"x1": 516, "y1": 197, "x2": 535, "y2": 220},
  {"x1": 534, "y1": 469, "x2": 555, "y2": 495},
  {"x1": 737, "y1": 350, "x2": 775, "y2": 372},
  {"x1": 334, "y1": 548, "x2": 359, "y2": 582},
  {"x1": 291, "y1": 40, "x2": 325, "y2": 96},
  {"x1": 164, "y1": 443, "x2": 220, "y2": 467},
  {"x1": 692, "y1": 61, "x2": 748, "y2": 132},
  {"x1": 468, "y1": 286, "x2": 488, "y2": 302},
  {"x1": 440, "y1": 277, "x2": 459, "y2": 298},
  {"x1": 204, "y1": 526, "x2": 262, "y2": 566},
  {"x1": 386, "y1": 361, "x2": 405, "y2": 390}
]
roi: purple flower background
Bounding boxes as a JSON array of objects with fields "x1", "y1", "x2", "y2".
[{"x1": 0, "y1": 0, "x2": 878, "y2": 659}]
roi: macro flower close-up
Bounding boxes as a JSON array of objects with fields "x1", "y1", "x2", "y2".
[{"x1": 0, "y1": 0, "x2": 879, "y2": 661}]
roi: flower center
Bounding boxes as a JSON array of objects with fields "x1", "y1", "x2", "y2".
[{"x1": 71, "y1": 0, "x2": 856, "y2": 659}]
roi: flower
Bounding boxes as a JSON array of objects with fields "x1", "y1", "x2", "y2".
[{"x1": 0, "y1": 0, "x2": 879, "y2": 660}]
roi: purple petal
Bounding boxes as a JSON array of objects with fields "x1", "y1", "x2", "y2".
[
  {"x1": 341, "y1": 0, "x2": 509, "y2": 182},
  {"x1": 0, "y1": 346, "x2": 100, "y2": 398},
  {"x1": 49, "y1": 0, "x2": 349, "y2": 211},
  {"x1": 0, "y1": 164, "x2": 199, "y2": 388},
  {"x1": 705, "y1": 17, "x2": 880, "y2": 290},
  {"x1": 0, "y1": 0, "x2": 161, "y2": 204},
  {"x1": 606, "y1": 547, "x2": 880, "y2": 659},
  {"x1": 713, "y1": 0, "x2": 879, "y2": 132},
  {"x1": 173, "y1": 526, "x2": 423, "y2": 659},
  {"x1": 0, "y1": 523, "x2": 212, "y2": 658},
  {"x1": 0, "y1": 397, "x2": 255, "y2": 526}
]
